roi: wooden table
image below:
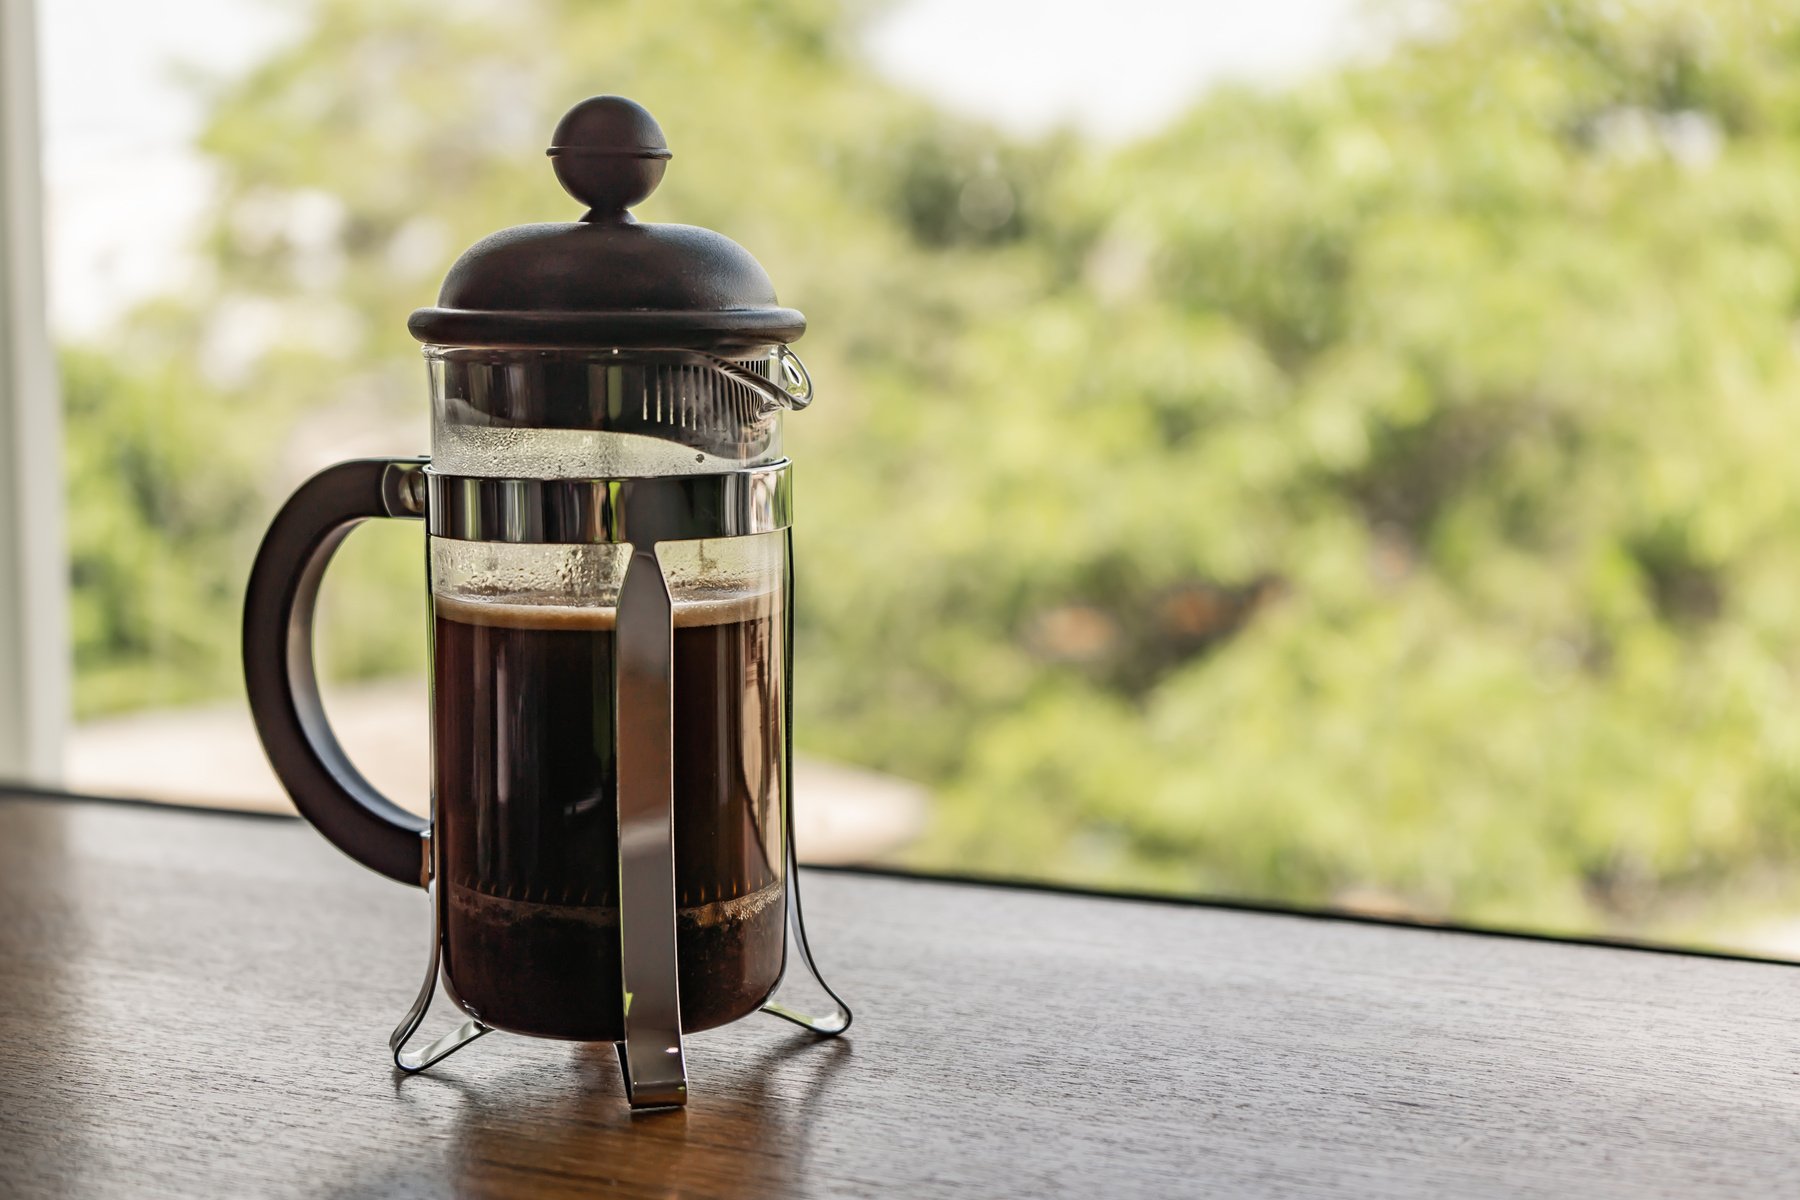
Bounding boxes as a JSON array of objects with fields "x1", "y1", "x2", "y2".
[{"x1": 2, "y1": 793, "x2": 1797, "y2": 1198}]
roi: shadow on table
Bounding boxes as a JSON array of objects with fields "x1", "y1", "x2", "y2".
[{"x1": 320, "y1": 1031, "x2": 853, "y2": 1199}]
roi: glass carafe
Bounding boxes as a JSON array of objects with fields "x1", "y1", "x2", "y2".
[{"x1": 425, "y1": 344, "x2": 805, "y2": 1043}]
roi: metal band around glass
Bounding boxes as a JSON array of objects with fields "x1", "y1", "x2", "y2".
[{"x1": 425, "y1": 460, "x2": 792, "y2": 544}]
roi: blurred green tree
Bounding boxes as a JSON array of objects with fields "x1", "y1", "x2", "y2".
[{"x1": 63, "y1": 0, "x2": 1800, "y2": 942}]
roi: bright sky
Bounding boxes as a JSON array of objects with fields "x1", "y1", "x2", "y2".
[
  {"x1": 865, "y1": 0, "x2": 1362, "y2": 140},
  {"x1": 37, "y1": 0, "x2": 1362, "y2": 336}
]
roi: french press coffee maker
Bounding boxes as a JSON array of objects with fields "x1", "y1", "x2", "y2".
[{"x1": 242, "y1": 96, "x2": 850, "y2": 1109}]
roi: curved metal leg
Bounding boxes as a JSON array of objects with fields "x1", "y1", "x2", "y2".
[
  {"x1": 389, "y1": 873, "x2": 491, "y2": 1073},
  {"x1": 761, "y1": 530, "x2": 852, "y2": 1037},
  {"x1": 761, "y1": 837, "x2": 852, "y2": 1035}
]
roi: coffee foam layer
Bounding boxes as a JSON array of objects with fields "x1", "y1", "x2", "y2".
[{"x1": 434, "y1": 588, "x2": 779, "y2": 631}]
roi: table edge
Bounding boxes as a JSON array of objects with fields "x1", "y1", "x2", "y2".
[{"x1": 5, "y1": 784, "x2": 1793, "y2": 972}]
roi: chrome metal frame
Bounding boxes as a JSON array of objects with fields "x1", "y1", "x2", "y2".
[
  {"x1": 426, "y1": 463, "x2": 791, "y2": 545},
  {"x1": 392, "y1": 458, "x2": 850, "y2": 1110},
  {"x1": 612, "y1": 543, "x2": 688, "y2": 1107},
  {"x1": 763, "y1": 529, "x2": 853, "y2": 1037}
]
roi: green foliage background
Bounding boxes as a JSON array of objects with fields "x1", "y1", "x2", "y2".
[{"x1": 64, "y1": 0, "x2": 1800, "y2": 943}]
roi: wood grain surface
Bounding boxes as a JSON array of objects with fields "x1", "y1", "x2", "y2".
[{"x1": 2, "y1": 792, "x2": 1798, "y2": 1199}]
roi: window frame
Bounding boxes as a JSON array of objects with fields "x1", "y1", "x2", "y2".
[{"x1": 0, "y1": 0, "x2": 69, "y2": 785}]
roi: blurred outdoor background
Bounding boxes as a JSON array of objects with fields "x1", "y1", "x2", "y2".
[{"x1": 39, "y1": 0, "x2": 1800, "y2": 952}]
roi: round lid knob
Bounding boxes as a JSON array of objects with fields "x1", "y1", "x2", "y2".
[
  {"x1": 547, "y1": 96, "x2": 671, "y2": 219},
  {"x1": 408, "y1": 96, "x2": 804, "y2": 351}
]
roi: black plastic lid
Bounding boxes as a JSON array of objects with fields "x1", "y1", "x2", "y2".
[{"x1": 408, "y1": 96, "x2": 805, "y2": 352}]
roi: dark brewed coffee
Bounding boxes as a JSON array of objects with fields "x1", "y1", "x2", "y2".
[{"x1": 432, "y1": 590, "x2": 786, "y2": 1040}]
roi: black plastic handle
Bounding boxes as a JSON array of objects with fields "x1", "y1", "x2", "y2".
[{"x1": 243, "y1": 457, "x2": 431, "y2": 887}]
